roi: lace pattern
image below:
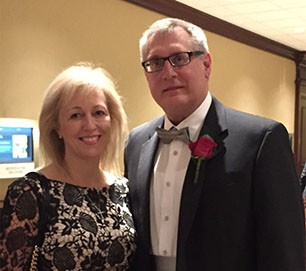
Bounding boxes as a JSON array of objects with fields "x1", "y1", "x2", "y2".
[{"x1": 0, "y1": 172, "x2": 136, "y2": 270}]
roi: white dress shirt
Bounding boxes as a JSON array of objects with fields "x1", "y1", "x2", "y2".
[{"x1": 150, "y1": 92, "x2": 212, "y2": 260}]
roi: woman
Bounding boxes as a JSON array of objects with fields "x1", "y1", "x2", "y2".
[{"x1": 0, "y1": 63, "x2": 136, "y2": 270}]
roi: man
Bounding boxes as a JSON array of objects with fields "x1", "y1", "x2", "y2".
[
  {"x1": 124, "y1": 18, "x2": 305, "y2": 271},
  {"x1": 301, "y1": 162, "x2": 306, "y2": 193}
]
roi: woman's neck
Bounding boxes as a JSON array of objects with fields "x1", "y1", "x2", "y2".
[{"x1": 41, "y1": 156, "x2": 108, "y2": 188}]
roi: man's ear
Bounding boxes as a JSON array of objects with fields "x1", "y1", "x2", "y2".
[
  {"x1": 204, "y1": 53, "x2": 212, "y2": 78},
  {"x1": 204, "y1": 53, "x2": 212, "y2": 68}
]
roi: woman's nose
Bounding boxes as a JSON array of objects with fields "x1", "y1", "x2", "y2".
[{"x1": 83, "y1": 116, "x2": 96, "y2": 130}]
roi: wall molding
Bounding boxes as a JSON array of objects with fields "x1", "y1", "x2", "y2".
[{"x1": 124, "y1": 0, "x2": 301, "y2": 60}]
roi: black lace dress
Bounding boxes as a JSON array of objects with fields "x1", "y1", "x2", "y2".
[{"x1": 0, "y1": 172, "x2": 136, "y2": 270}]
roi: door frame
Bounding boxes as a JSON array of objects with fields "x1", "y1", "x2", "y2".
[{"x1": 294, "y1": 52, "x2": 306, "y2": 174}]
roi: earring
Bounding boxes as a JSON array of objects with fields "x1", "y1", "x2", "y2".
[{"x1": 58, "y1": 134, "x2": 62, "y2": 139}]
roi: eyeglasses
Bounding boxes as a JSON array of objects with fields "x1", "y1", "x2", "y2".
[{"x1": 142, "y1": 51, "x2": 204, "y2": 73}]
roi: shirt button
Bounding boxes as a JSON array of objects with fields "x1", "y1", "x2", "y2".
[
  {"x1": 164, "y1": 216, "x2": 169, "y2": 221},
  {"x1": 166, "y1": 182, "x2": 170, "y2": 187},
  {"x1": 173, "y1": 150, "x2": 178, "y2": 155},
  {"x1": 162, "y1": 250, "x2": 167, "y2": 256}
]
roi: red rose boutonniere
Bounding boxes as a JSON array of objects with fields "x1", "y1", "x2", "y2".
[{"x1": 188, "y1": 135, "x2": 218, "y2": 183}]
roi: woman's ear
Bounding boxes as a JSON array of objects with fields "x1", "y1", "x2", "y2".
[{"x1": 56, "y1": 127, "x2": 62, "y2": 139}]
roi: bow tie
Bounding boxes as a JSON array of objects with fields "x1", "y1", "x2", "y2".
[{"x1": 156, "y1": 127, "x2": 190, "y2": 144}]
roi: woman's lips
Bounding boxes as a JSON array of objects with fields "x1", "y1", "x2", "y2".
[{"x1": 80, "y1": 135, "x2": 100, "y2": 144}]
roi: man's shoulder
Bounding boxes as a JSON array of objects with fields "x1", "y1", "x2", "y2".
[
  {"x1": 228, "y1": 106, "x2": 276, "y2": 124},
  {"x1": 125, "y1": 116, "x2": 164, "y2": 147},
  {"x1": 213, "y1": 97, "x2": 280, "y2": 128}
]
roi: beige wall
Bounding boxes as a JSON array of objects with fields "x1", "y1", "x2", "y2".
[{"x1": 0, "y1": 0, "x2": 296, "y2": 199}]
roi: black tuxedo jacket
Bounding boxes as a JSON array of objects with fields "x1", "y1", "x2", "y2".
[{"x1": 124, "y1": 97, "x2": 305, "y2": 271}]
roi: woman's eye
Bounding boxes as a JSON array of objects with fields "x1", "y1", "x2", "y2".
[
  {"x1": 70, "y1": 112, "x2": 82, "y2": 119},
  {"x1": 95, "y1": 110, "x2": 107, "y2": 117}
]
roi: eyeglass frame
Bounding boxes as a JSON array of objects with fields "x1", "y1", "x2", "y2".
[{"x1": 141, "y1": 51, "x2": 205, "y2": 73}]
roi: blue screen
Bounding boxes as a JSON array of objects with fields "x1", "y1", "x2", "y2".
[{"x1": 0, "y1": 126, "x2": 34, "y2": 163}]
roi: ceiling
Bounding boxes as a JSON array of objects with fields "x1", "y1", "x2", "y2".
[{"x1": 176, "y1": 0, "x2": 306, "y2": 51}]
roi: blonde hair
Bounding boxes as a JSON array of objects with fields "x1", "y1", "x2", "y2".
[
  {"x1": 139, "y1": 18, "x2": 209, "y2": 62},
  {"x1": 39, "y1": 62, "x2": 128, "y2": 175}
]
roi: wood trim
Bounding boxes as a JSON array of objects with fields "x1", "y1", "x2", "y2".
[
  {"x1": 294, "y1": 52, "x2": 306, "y2": 171},
  {"x1": 124, "y1": 0, "x2": 301, "y2": 60}
]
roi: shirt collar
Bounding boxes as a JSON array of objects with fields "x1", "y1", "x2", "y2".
[{"x1": 164, "y1": 92, "x2": 212, "y2": 141}]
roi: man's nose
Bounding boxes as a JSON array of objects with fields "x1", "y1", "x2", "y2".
[{"x1": 161, "y1": 59, "x2": 178, "y2": 78}]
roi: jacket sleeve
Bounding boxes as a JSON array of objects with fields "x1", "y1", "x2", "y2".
[{"x1": 253, "y1": 123, "x2": 305, "y2": 271}]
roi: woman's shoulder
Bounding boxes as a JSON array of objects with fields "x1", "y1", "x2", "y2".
[
  {"x1": 104, "y1": 172, "x2": 129, "y2": 191},
  {"x1": 4, "y1": 172, "x2": 52, "y2": 206},
  {"x1": 8, "y1": 172, "x2": 46, "y2": 193},
  {"x1": 3, "y1": 172, "x2": 50, "y2": 219}
]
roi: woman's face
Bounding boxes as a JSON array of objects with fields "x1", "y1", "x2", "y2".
[{"x1": 57, "y1": 88, "x2": 111, "y2": 162}]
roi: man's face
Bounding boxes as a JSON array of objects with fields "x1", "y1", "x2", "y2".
[{"x1": 143, "y1": 27, "x2": 211, "y2": 124}]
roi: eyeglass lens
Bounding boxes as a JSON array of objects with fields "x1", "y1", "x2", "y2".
[{"x1": 142, "y1": 51, "x2": 203, "y2": 73}]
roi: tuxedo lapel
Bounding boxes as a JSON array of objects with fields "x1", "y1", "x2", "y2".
[
  {"x1": 136, "y1": 121, "x2": 162, "y2": 244},
  {"x1": 137, "y1": 134, "x2": 158, "y2": 194},
  {"x1": 177, "y1": 97, "x2": 228, "y2": 251}
]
